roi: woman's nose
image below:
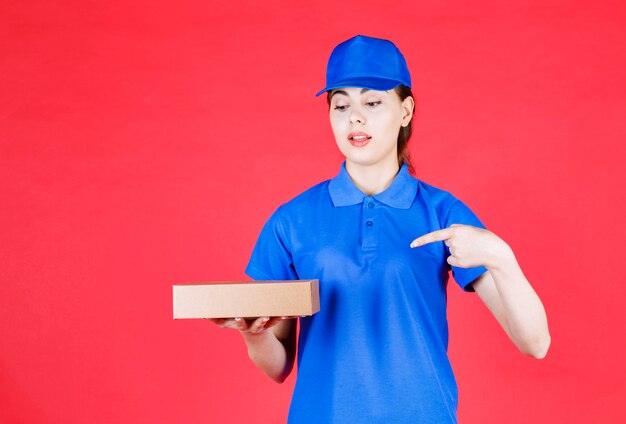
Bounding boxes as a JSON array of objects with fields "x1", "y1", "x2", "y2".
[{"x1": 350, "y1": 108, "x2": 365, "y2": 125}]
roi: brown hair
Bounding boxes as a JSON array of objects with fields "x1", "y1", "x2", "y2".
[
  {"x1": 394, "y1": 85, "x2": 415, "y2": 174},
  {"x1": 327, "y1": 85, "x2": 415, "y2": 173}
]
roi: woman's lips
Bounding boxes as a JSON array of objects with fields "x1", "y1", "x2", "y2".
[{"x1": 348, "y1": 131, "x2": 372, "y2": 147}]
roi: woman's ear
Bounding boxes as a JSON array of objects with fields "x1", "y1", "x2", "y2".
[{"x1": 401, "y1": 96, "x2": 414, "y2": 127}]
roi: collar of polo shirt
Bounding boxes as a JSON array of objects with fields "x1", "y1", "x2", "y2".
[{"x1": 328, "y1": 162, "x2": 419, "y2": 209}]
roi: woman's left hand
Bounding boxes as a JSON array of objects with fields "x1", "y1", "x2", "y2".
[{"x1": 410, "y1": 224, "x2": 513, "y2": 269}]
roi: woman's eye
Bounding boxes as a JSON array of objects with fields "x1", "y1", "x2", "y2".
[
  {"x1": 366, "y1": 101, "x2": 382, "y2": 107},
  {"x1": 333, "y1": 105, "x2": 348, "y2": 111}
]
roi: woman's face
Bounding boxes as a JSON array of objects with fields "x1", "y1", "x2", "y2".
[{"x1": 329, "y1": 87, "x2": 413, "y2": 170}]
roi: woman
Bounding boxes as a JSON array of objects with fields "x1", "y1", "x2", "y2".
[{"x1": 211, "y1": 35, "x2": 550, "y2": 423}]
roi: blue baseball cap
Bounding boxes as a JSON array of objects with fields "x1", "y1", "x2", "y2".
[{"x1": 315, "y1": 35, "x2": 411, "y2": 97}]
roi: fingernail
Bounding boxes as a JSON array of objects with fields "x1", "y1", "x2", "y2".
[
  {"x1": 262, "y1": 317, "x2": 269, "y2": 322},
  {"x1": 234, "y1": 317, "x2": 241, "y2": 322},
  {"x1": 281, "y1": 316, "x2": 287, "y2": 320}
]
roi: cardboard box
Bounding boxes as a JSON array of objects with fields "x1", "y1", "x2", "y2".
[{"x1": 173, "y1": 279, "x2": 320, "y2": 319}]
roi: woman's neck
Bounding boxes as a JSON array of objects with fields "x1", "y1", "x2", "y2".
[{"x1": 345, "y1": 159, "x2": 400, "y2": 196}]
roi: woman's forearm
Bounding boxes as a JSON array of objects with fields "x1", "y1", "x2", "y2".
[
  {"x1": 242, "y1": 329, "x2": 295, "y2": 383},
  {"x1": 487, "y1": 248, "x2": 551, "y2": 358}
]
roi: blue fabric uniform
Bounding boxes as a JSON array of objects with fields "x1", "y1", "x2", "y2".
[{"x1": 246, "y1": 162, "x2": 488, "y2": 423}]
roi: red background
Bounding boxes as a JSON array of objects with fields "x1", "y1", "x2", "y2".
[{"x1": 2, "y1": 1, "x2": 625, "y2": 423}]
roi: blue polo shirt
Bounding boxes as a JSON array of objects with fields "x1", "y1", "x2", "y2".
[{"x1": 246, "y1": 162, "x2": 488, "y2": 423}]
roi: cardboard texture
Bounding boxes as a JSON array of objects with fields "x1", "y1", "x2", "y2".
[{"x1": 173, "y1": 280, "x2": 320, "y2": 319}]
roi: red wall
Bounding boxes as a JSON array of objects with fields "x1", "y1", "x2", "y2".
[{"x1": 2, "y1": 1, "x2": 625, "y2": 423}]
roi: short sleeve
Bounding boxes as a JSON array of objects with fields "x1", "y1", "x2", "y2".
[
  {"x1": 245, "y1": 207, "x2": 299, "y2": 281},
  {"x1": 444, "y1": 199, "x2": 489, "y2": 292}
]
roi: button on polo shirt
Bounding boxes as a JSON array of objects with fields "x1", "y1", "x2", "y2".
[
  {"x1": 362, "y1": 198, "x2": 378, "y2": 248},
  {"x1": 246, "y1": 162, "x2": 488, "y2": 424}
]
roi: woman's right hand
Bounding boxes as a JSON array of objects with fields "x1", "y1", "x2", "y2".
[{"x1": 206, "y1": 316, "x2": 288, "y2": 336}]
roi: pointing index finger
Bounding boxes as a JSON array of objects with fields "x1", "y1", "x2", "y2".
[{"x1": 410, "y1": 228, "x2": 453, "y2": 248}]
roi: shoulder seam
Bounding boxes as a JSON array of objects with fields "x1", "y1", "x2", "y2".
[
  {"x1": 275, "y1": 206, "x2": 292, "y2": 254},
  {"x1": 442, "y1": 198, "x2": 461, "y2": 227}
]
